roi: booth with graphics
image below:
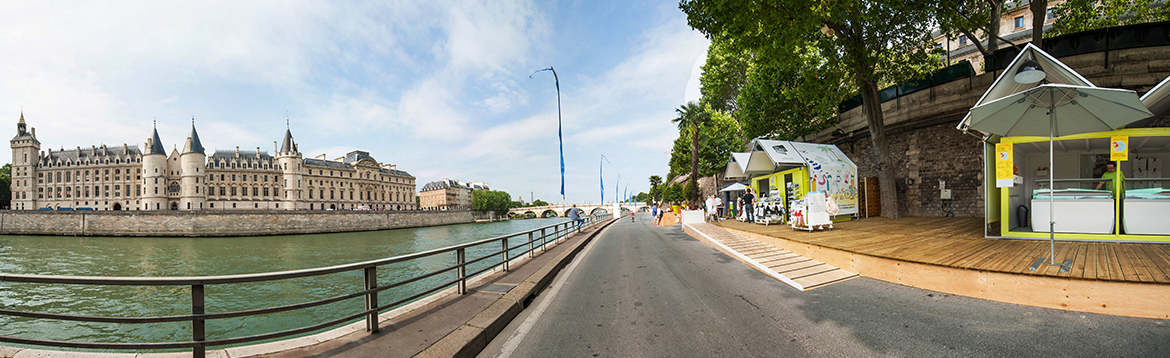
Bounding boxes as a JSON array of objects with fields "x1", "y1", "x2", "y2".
[{"x1": 725, "y1": 139, "x2": 858, "y2": 228}]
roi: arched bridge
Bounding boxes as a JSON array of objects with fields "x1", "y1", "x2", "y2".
[{"x1": 508, "y1": 202, "x2": 645, "y2": 219}]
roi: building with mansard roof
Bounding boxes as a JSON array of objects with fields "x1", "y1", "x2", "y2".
[{"x1": 10, "y1": 114, "x2": 416, "y2": 211}]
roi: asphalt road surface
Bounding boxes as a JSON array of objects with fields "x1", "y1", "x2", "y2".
[{"x1": 479, "y1": 213, "x2": 1170, "y2": 357}]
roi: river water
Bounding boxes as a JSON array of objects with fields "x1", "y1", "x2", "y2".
[{"x1": 0, "y1": 218, "x2": 572, "y2": 352}]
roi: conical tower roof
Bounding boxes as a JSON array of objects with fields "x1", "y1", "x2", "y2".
[
  {"x1": 280, "y1": 128, "x2": 296, "y2": 153},
  {"x1": 182, "y1": 123, "x2": 205, "y2": 154},
  {"x1": 149, "y1": 126, "x2": 166, "y2": 155}
]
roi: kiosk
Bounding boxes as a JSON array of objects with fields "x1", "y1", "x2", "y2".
[{"x1": 725, "y1": 139, "x2": 858, "y2": 227}]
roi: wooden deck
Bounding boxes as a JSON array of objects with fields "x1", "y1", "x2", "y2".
[{"x1": 717, "y1": 217, "x2": 1170, "y2": 284}]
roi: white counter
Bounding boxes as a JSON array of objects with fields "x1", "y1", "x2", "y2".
[
  {"x1": 1031, "y1": 199, "x2": 1115, "y2": 234},
  {"x1": 1123, "y1": 199, "x2": 1170, "y2": 235}
]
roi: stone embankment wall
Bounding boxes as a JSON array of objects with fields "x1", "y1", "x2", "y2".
[
  {"x1": 809, "y1": 46, "x2": 1170, "y2": 218},
  {"x1": 0, "y1": 210, "x2": 475, "y2": 237}
]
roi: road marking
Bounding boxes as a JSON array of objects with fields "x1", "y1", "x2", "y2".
[{"x1": 495, "y1": 218, "x2": 609, "y2": 358}]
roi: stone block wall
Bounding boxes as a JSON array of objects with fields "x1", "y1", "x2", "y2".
[
  {"x1": 808, "y1": 45, "x2": 1170, "y2": 218},
  {"x1": 0, "y1": 210, "x2": 474, "y2": 237}
]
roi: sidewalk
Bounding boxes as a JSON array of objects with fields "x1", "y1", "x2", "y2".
[{"x1": 255, "y1": 218, "x2": 618, "y2": 358}]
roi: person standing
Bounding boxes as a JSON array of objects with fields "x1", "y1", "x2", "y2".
[
  {"x1": 1095, "y1": 162, "x2": 1125, "y2": 193},
  {"x1": 742, "y1": 187, "x2": 756, "y2": 223},
  {"x1": 705, "y1": 195, "x2": 717, "y2": 222},
  {"x1": 651, "y1": 204, "x2": 659, "y2": 226},
  {"x1": 715, "y1": 195, "x2": 724, "y2": 219}
]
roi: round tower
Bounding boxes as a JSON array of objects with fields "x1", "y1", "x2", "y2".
[
  {"x1": 276, "y1": 127, "x2": 303, "y2": 210},
  {"x1": 179, "y1": 123, "x2": 207, "y2": 210},
  {"x1": 141, "y1": 125, "x2": 168, "y2": 211}
]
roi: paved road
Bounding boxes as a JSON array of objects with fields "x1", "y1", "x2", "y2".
[{"x1": 479, "y1": 214, "x2": 1170, "y2": 357}]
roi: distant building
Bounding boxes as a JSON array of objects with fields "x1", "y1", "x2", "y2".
[
  {"x1": 10, "y1": 113, "x2": 416, "y2": 211},
  {"x1": 932, "y1": 0, "x2": 1063, "y2": 73},
  {"x1": 418, "y1": 179, "x2": 489, "y2": 210}
]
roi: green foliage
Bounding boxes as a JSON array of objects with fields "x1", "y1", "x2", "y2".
[
  {"x1": 736, "y1": 48, "x2": 848, "y2": 140},
  {"x1": 531, "y1": 199, "x2": 550, "y2": 207},
  {"x1": 648, "y1": 175, "x2": 663, "y2": 203},
  {"x1": 471, "y1": 190, "x2": 513, "y2": 214},
  {"x1": 668, "y1": 106, "x2": 745, "y2": 180},
  {"x1": 1050, "y1": 0, "x2": 1170, "y2": 37},
  {"x1": 633, "y1": 192, "x2": 651, "y2": 203},
  {"x1": 0, "y1": 164, "x2": 9, "y2": 209},
  {"x1": 700, "y1": 39, "x2": 752, "y2": 113}
]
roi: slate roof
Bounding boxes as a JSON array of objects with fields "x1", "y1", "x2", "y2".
[
  {"x1": 41, "y1": 145, "x2": 142, "y2": 165},
  {"x1": 303, "y1": 158, "x2": 352, "y2": 170},
  {"x1": 420, "y1": 180, "x2": 467, "y2": 192},
  {"x1": 182, "y1": 124, "x2": 205, "y2": 154},
  {"x1": 280, "y1": 128, "x2": 296, "y2": 153},
  {"x1": 209, "y1": 150, "x2": 274, "y2": 161},
  {"x1": 148, "y1": 127, "x2": 166, "y2": 155}
]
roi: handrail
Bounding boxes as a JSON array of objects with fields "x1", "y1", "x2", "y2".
[{"x1": 0, "y1": 213, "x2": 610, "y2": 357}]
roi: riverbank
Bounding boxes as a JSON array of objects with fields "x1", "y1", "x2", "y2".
[{"x1": 0, "y1": 210, "x2": 474, "y2": 237}]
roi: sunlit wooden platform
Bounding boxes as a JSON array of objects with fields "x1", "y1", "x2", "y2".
[{"x1": 717, "y1": 217, "x2": 1170, "y2": 284}]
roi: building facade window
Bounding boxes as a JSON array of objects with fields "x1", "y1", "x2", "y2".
[{"x1": 1014, "y1": 16, "x2": 1024, "y2": 29}]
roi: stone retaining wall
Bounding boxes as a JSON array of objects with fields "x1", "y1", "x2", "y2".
[{"x1": 0, "y1": 210, "x2": 475, "y2": 237}]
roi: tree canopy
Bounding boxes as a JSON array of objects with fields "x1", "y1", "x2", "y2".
[
  {"x1": 681, "y1": 0, "x2": 945, "y2": 219},
  {"x1": 471, "y1": 190, "x2": 513, "y2": 214},
  {"x1": 1050, "y1": 0, "x2": 1170, "y2": 37}
]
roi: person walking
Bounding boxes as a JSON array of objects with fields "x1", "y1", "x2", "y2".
[
  {"x1": 705, "y1": 195, "x2": 717, "y2": 222},
  {"x1": 655, "y1": 203, "x2": 665, "y2": 226},
  {"x1": 650, "y1": 203, "x2": 659, "y2": 226}
]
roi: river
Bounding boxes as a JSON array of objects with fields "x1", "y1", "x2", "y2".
[{"x1": 0, "y1": 218, "x2": 572, "y2": 352}]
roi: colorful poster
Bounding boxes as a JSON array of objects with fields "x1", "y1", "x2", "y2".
[
  {"x1": 1111, "y1": 135, "x2": 1128, "y2": 162},
  {"x1": 790, "y1": 143, "x2": 858, "y2": 215},
  {"x1": 995, "y1": 142, "x2": 1013, "y2": 188}
]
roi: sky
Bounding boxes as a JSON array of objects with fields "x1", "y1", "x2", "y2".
[{"x1": 0, "y1": 0, "x2": 709, "y2": 205}]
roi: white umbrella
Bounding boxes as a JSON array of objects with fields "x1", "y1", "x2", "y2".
[{"x1": 969, "y1": 83, "x2": 1152, "y2": 271}]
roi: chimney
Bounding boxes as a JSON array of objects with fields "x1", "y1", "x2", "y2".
[
  {"x1": 256, "y1": 147, "x2": 261, "y2": 158},
  {"x1": 30, "y1": 127, "x2": 35, "y2": 138},
  {"x1": 273, "y1": 141, "x2": 278, "y2": 155},
  {"x1": 235, "y1": 146, "x2": 240, "y2": 156}
]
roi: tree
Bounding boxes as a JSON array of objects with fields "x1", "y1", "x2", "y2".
[
  {"x1": 471, "y1": 190, "x2": 513, "y2": 214},
  {"x1": 0, "y1": 164, "x2": 9, "y2": 209},
  {"x1": 672, "y1": 101, "x2": 712, "y2": 206},
  {"x1": 936, "y1": 0, "x2": 1014, "y2": 65},
  {"x1": 700, "y1": 39, "x2": 752, "y2": 113},
  {"x1": 1050, "y1": 0, "x2": 1170, "y2": 37},
  {"x1": 736, "y1": 48, "x2": 849, "y2": 140},
  {"x1": 648, "y1": 175, "x2": 663, "y2": 203},
  {"x1": 531, "y1": 199, "x2": 550, "y2": 207},
  {"x1": 681, "y1": 0, "x2": 945, "y2": 219}
]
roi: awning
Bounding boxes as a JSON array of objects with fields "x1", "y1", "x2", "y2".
[
  {"x1": 720, "y1": 182, "x2": 749, "y2": 192},
  {"x1": 724, "y1": 152, "x2": 752, "y2": 180}
]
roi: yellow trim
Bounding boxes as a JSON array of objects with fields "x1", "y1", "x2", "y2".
[
  {"x1": 999, "y1": 127, "x2": 1170, "y2": 144},
  {"x1": 1004, "y1": 230, "x2": 1170, "y2": 243}
]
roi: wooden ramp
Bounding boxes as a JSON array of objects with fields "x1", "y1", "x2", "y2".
[{"x1": 685, "y1": 223, "x2": 857, "y2": 291}]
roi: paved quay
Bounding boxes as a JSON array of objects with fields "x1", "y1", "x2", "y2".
[{"x1": 479, "y1": 216, "x2": 1170, "y2": 358}]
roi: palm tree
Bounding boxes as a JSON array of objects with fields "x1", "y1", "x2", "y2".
[
  {"x1": 649, "y1": 175, "x2": 662, "y2": 203},
  {"x1": 672, "y1": 101, "x2": 711, "y2": 206}
]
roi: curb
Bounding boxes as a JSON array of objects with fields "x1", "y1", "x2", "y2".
[{"x1": 415, "y1": 218, "x2": 619, "y2": 358}]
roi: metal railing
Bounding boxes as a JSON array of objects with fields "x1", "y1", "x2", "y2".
[{"x1": 0, "y1": 214, "x2": 609, "y2": 357}]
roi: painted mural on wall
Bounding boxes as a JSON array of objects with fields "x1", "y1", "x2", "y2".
[{"x1": 792, "y1": 143, "x2": 859, "y2": 215}]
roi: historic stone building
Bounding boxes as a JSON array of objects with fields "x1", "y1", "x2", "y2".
[
  {"x1": 10, "y1": 114, "x2": 416, "y2": 211},
  {"x1": 418, "y1": 178, "x2": 484, "y2": 210}
]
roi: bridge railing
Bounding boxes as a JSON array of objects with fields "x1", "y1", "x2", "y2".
[{"x1": 0, "y1": 213, "x2": 611, "y2": 357}]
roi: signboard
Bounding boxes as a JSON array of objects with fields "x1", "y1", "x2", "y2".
[
  {"x1": 1111, "y1": 135, "x2": 1129, "y2": 162},
  {"x1": 996, "y1": 142, "x2": 1013, "y2": 188}
]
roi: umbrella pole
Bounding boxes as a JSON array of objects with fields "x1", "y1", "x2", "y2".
[{"x1": 1029, "y1": 91, "x2": 1073, "y2": 273}]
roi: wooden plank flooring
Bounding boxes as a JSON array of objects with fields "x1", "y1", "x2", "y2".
[
  {"x1": 687, "y1": 223, "x2": 857, "y2": 291},
  {"x1": 717, "y1": 217, "x2": 1170, "y2": 284}
]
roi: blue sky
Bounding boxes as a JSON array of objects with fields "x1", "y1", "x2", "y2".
[{"x1": 0, "y1": 1, "x2": 708, "y2": 204}]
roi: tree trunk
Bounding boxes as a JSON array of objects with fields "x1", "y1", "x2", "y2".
[
  {"x1": 987, "y1": 0, "x2": 1002, "y2": 54},
  {"x1": 1031, "y1": 0, "x2": 1047, "y2": 47},
  {"x1": 857, "y1": 76, "x2": 901, "y2": 219},
  {"x1": 690, "y1": 127, "x2": 700, "y2": 206}
]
